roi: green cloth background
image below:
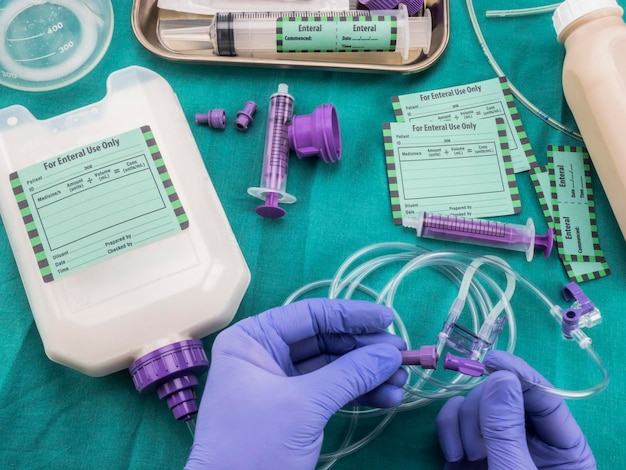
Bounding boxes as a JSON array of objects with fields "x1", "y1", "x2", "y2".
[{"x1": 1, "y1": 1, "x2": 625, "y2": 468}]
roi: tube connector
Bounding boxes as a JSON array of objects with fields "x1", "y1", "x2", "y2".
[
  {"x1": 130, "y1": 339, "x2": 209, "y2": 422},
  {"x1": 234, "y1": 101, "x2": 257, "y2": 131},
  {"x1": 561, "y1": 282, "x2": 602, "y2": 338},
  {"x1": 443, "y1": 352, "x2": 486, "y2": 377},
  {"x1": 195, "y1": 109, "x2": 226, "y2": 129},
  {"x1": 401, "y1": 345, "x2": 438, "y2": 368}
]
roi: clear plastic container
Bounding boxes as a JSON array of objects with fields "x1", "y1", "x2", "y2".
[
  {"x1": 553, "y1": 0, "x2": 626, "y2": 241},
  {"x1": 0, "y1": 0, "x2": 114, "y2": 91}
]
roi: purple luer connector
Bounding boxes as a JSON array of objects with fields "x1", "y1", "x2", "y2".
[
  {"x1": 130, "y1": 339, "x2": 209, "y2": 421},
  {"x1": 401, "y1": 345, "x2": 438, "y2": 368},
  {"x1": 443, "y1": 352, "x2": 486, "y2": 377},
  {"x1": 195, "y1": 109, "x2": 226, "y2": 129},
  {"x1": 234, "y1": 101, "x2": 257, "y2": 131}
]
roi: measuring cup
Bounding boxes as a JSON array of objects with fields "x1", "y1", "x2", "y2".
[{"x1": 0, "y1": 0, "x2": 113, "y2": 91}]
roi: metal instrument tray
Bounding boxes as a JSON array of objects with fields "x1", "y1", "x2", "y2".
[{"x1": 131, "y1": 0, "x2": 449, "y2": 73}]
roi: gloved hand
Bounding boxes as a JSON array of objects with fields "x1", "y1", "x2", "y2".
[
  {"x1": 185, "y1": 298, "x2": 407, "y2": 470},
  {"x1": 436, "y1": 350, "x2": 596, "y2": 470}
]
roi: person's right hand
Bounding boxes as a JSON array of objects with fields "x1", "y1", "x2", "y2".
[{"x1": 436, "y1": 350, "x2": 596, "y2": 470}]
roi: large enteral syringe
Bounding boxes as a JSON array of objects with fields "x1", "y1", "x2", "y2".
[{"x1": 158, "y1": 4, "x2": 431, "y2": 61}]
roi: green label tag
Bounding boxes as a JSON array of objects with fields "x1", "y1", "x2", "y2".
[
  {"x1": 10, "y1": 126, "x2": 188, "y2": 282},
  {"x1": 276, "y1": 15, "x2": 397, "y2": 53}
]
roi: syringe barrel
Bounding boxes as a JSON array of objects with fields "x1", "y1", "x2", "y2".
[
  {"x1": 213, "y1": 6, "x2": 429, "y2": 60},
  {"x1": 248, "y1": 84, "x2": 295, "y2": 201},
  {"x1": 407, "y1": 212, "x2": 536, "y2": 260}
]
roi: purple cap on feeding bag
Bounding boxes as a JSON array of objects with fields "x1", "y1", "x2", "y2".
[
  {"x1": 130, "y1": 339, "x2": 209, "y2": 421},
  {"x1": 359, "y1": 0, "x2": 424, "y2": 15},
  {"x1": 288, "y1": 104, "x2": 341, "y2": 163}
]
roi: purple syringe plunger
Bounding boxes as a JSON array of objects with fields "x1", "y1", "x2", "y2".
[
  {"x1": 129, "y1": 339, "x2": 209, "y2": 421},
  {"x1": 404, "y1": 212, "x2": 554, "y2": 262}
]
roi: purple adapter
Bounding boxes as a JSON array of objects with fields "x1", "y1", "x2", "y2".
[{"x1": 130, "y1": 339, "x2": 209, "y2": 421}]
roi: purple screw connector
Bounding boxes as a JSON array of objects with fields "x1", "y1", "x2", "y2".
[
  {"x1": 130, "y1": 339, "x2": 209, "y2": 421},
  {"x1": 443, "y1": 352, "x2": 486, "y2": 377},
  {"x1": 401, "y1": 345, "x2": 438, "y2": 368},
  {"x1": 195, "y1": 109, "x2": 226, "y2": 129},
  {"x1": 234, "y1": 101, "x2": 257, "y2": 131},
  {"x1": 359, "y1": 0, "x2": 424, "y2": 15}
]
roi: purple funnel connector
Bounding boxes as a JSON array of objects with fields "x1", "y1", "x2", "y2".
[
  {"x1": 130, "y1": 339, "x2": 209, "y2": 421},
  {"x1": 288, "y1": 104, "x2": 342, "y2": 164}
]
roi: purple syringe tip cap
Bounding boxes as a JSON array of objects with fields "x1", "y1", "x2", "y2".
[
  {"x1": 288, "y1": 104, "x2": 341, "y2": 163},
  {"x1": 256, "y1": 191, "x2": 286, "y2": 218},
  {"x1": 195, "y1": 109, "x2": 226, "y2": 129},
  {"x1": 359, "y1": 0, "x2": 424, "y2": 15},
  {"x1": 443, "y1": 352, "x2": 486, "y2": 377},
  {"x1": 401, "y1": 345, "x2": 438, "y2": 368},
  {"x1": 130, "y1": 339, "x2": 209, "y2": 421},
  {"x1": 535, "y1": 227, "x2": 554, "y2": 257}
]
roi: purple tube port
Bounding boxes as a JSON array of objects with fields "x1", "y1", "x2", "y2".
[
  {"x1": 195, "y1": 109, "x2": 226, "y2": 129},
  {"x1": 130, "y1": 339, "x2": 209, "y2": 421},
  {"x1": 401, "y1": 345, "x2": 438, "y2": 368}
]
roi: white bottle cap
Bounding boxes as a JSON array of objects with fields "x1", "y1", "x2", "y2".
[{"x1": 553, "y1": 0, "x2": 622, "y2": 37}]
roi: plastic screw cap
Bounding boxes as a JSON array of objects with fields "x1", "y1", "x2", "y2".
[
  {"x1": 288, "y1": 104, "x2": 342, "y2": 163},
  {"x1": 234, "y1": 101, "x2": 257, "y2": 131},
  {"x1": 130, "y1": 339, "x2": 209, "y2": 421},
  {"x1": 553, "y1": 0, "x2": 621, "y2": 37},
  {"x1": 195, "y1": 109, "x2": 226, "y2": 129},
  {"x1": 359, "y1": 0, "x2": 424, "y2": 15}
]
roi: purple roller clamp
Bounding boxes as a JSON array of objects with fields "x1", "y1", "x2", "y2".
[
  {"x1": 130, "y1": 339, "x2": 209, "y2": 421},
  {"x1": 288, "y1": 104, "x2": 342, "y2": 163}
]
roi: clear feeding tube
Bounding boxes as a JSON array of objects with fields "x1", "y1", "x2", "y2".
[{"x1": 283, "y1": 243, "x2": 609, "y2": 468}]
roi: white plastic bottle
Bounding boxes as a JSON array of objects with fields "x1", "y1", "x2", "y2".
[
  {"x1": 0, "y1": 66, "x2": 250, "y2": 421},
  {"x1": 553, "y1": 0, "x2": 626, "y2": 242}
]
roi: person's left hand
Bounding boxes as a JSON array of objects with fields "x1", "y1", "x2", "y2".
[{"x1": 184, "y1": 298, "x2": 407, "y2": 470}]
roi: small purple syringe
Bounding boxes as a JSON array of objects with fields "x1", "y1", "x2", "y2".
[
  {"x1": 248, "y1": 83, "x2": 295, "y2": 218},
  {"x1": 403, "y1": 212, "x2": 553, "y2": 261},
  {"x1": 248, "y1": 83, "x2": 341, "y2": 218}
]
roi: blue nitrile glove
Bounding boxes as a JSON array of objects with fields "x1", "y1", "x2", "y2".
[
  {"x1": 185, "y1": 298, "x2": 407, "y2": 470},
  {"x1": 436, "y1": 350, "x2": 596, "y2": 470}
]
